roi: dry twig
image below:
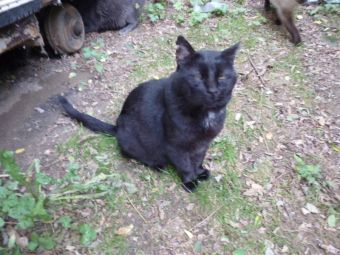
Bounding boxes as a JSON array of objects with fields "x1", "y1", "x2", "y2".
[
  {"x1": 125, "y1": 191, "x2": 148, "y2": 224},
  {"x1": 248, "y1": 54, "x2": 266, "y2": 87},
  {"x1": 193, "y1": 205, "x2": 223, "y2": 229}
]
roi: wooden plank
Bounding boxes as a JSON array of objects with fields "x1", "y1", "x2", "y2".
[{"x1": 0, "y1": 0, "x2": 35, "y2": 13}]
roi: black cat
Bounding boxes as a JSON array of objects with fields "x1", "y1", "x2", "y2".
[
  {"x1": 59, "y1": 36, "x2": 239, "y2": 192},
  {"x1": 72, "y1": 0, "x2": 145, "y2": 34}
]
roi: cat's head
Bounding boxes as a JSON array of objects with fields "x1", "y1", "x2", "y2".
[{"x1": 174, "y1": 35, "x2": 239, "y2": 110}]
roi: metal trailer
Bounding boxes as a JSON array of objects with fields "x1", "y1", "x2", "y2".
[{"x1": 0, "y1": 0, "x2": 85, "y2": 55}]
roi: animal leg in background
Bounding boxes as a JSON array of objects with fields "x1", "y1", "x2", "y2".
[{"x1": 276, "y1": 7, "x2": 301, "y2": 44}]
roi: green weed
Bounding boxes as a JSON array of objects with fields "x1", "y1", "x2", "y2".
[
  {"x1": 294, "y1": 154, "x2": 321, "y2": 185},
  {"x1": 309, "y1": 3, "x2": 340, "y2": 16},
  {"x1": 146, "y1": 2, "x2": 167, "y2": 23},
  {"x1": 0, "y1": 150, "x2": 127, "y2": 253},
  {"x1": 82, "y1": 38, "x2": 107, "y2": 73}
]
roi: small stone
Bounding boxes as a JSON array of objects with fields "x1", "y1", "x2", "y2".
[{"x1": 34, "y1": 107, "x2": 45, "y2": 113}]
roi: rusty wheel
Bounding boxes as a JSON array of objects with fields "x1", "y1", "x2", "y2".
[{"x1": 44, "y1": 3, "x2": 84, "y2": 55}]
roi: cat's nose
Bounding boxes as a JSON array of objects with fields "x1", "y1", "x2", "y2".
[{"x1": 207, "y1": 88, "x2": 218, "y2": 95}]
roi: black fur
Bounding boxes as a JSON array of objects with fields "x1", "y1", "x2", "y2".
[
  {"x1": 72, "y1": 0, "x2": 145, "y2": 34},
  {"x1": 59, "y1": 96, "x2": 117, "y2": 135},
  {"x1": 60, "y1": 36, "x2": 239, "y2": 192}
]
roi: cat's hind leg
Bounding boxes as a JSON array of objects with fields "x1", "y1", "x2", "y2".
[
  {"x1": 118, "y1": 21, "x2": 139, "y2": 35},
  {"x1": 277, "y1": 8, "x2": 301, "y2": 44}
]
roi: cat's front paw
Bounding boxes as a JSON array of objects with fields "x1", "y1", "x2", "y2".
[
  {"x1": 197, "y1": 169, "x2": 211, "y2": 181},
  {"x1": 182, "y1": 180, "x2": 198, "y2": 193}
]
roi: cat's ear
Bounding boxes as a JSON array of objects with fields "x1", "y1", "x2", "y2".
[
  {"x1": 176, "y1": 35, "x2": 195, "y2": 65},
  {"x1": 221, "y1": 42, "x2": 240, "y2": 64}
]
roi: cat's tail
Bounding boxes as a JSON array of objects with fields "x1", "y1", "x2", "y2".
[{"x1": 58, "y1": 96, "x2": 117, "y2": 136}]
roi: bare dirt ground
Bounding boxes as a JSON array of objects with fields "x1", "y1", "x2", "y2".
[{"x1": 0, "y1": 1, "x2": 339, "y2": 254}]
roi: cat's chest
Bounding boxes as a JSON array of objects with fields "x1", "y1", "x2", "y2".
[{"x1": 201, "y1": 109, "x2": 225, "y2": 131}]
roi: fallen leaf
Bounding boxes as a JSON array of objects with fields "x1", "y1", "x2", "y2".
[
  {"x1": 115, "y1": 224, "x2": 134, "y2": 236},
  {"x1": 259, "y1": 136, "x2": 264, "y2": 143},
  {"x1": 301, "y1": 208, "x2": 310, "y2": 215},
  {"x1": 66, "y1": 245, "x2": 76, "y2": 251},
  {"x1": 245, "y1": 121, "x2": 256, "y2": 129},
  {"x1": 305, "y1": 203, "x2": 319, "y2": 214},
  {"x1": 229, "y1": 220, "x2": 241, "y2": 229},
  {"x1": 233, "y1": 248, "x2": 247, "y2": 255},
  {"x1": 327, "y1": 215, "x2": 336, "y2": 228},
  {"x1": 124, "y1": 183, "x2": 138, "y2": 194},
  {"x1": 331, "y1": 144, "x2": 340, "y2": 153},
  {"x1": 184, "y1": 229, "x2": 193, "y2": 239},
  {"x1": 258, "y1": 227, "x2": 266, "y2": 234},
  {"x1": 158, "y1": 206, "x2": 165, "y2": 220},
  {"x1": 194, "y1": 241, "x2": 203, "y2": 253},
  {"x1": 276, "y1": 200, "x2": 284, "y2": 207},
  {"x1": 318, "y1": 116, "x2": 326, "y2": 126},
  {"x1": 265, "y1": 132, "x2": 273, "y2": 140},
  {"x1": 265, "y1": 247, "x2": 275, "y2": 255},
  {"x1": 186, "y1": 203, "x2": 195, "y2": 211},
  {"x1": 243, "y1": 182, "x2": 264, "y2": 197},
  {"x1": 16, "y1": 237, "x2": 28, "y2": 248},
  {"x1": 281, "y1": 245, "x2": 289, "y2": 253},
  {"x1": 15, "y1": 148, "x2": 25, "y2": 154},
  {"x1": 214, "y1": 174, "x2": 223, "y2": 182},
  {"x1": 319, "y1": 244, "x2": 340, "y2": 254},
  {"x1": 34, "y1": 107, "x2": 45, "y2": 113},
  {"x1": 69, "y1": 72, "x2": 77, "y2": 79},
  {"x1": 235, "y1": 113, "x2": 242, "y2": 122}
]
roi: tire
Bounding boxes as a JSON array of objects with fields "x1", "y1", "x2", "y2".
[{"x1": 44, "y1": 3, "x2": 84, "y2": 55}]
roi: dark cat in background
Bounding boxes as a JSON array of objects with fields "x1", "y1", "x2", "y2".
[
  {"x1": 72, "y1": 0, "x2": 145, "y2": 34},
  {"x1": 264, "y1": 0, "x2": 306, "y2": 44},
  {"x1": 59, "y1": 36, "x2": 239, "y2": 192}
]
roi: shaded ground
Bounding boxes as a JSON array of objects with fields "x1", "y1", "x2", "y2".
[{"x1": 0, "y1": 1, "x2": 339, "y2": 254}]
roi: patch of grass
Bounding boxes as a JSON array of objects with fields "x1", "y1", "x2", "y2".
[
  {"x1": 187, "y1": 12, "x2": 260, "y2": 49},
  {"x1": 247, "y1": 157, "x2": 273, "y2": 185},
  {"x1": 265, "y1": 211, "x2": 301, "y2": 254},
  {"x1": 57, "y1": 133, "x2": 138, "y2": 254},
  {"x1": 309, "y1": 3, "x2": 340, "y2": 16},
  {"x1": 272, "y1": 49, "x2": 316, "y2": 106},
  {"x1": 193, "y1": 167, "x2": 264, "y2": 253},
  {"x1": 57, "y1": 128, "x2": 84, "y2": 154},
  {"x1": 188, "y1": 130, "x2": 267, "y2": 252},
  {"x1": 273, "y1": 50, "x2": 305, "y2": 84},
  {"x1": 99, "y1": 228, "x2": 127, "y2": 255},
  {"x1": 211, "y1": 136, "x2": 237, "y2": 165},
  {"x1": 130, "y1": 38, "x2": 174, "y2": 83}
]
